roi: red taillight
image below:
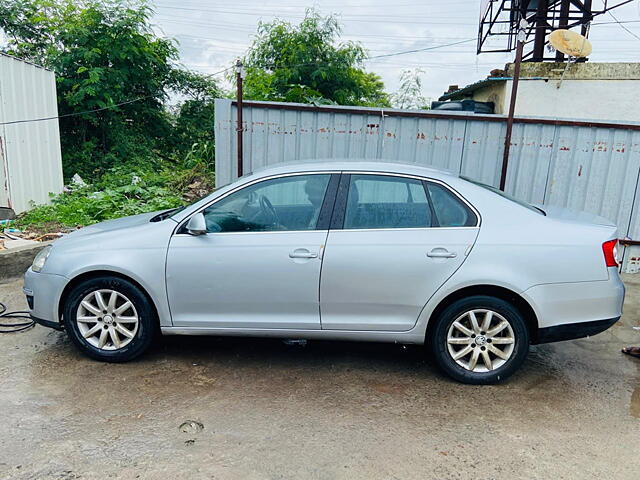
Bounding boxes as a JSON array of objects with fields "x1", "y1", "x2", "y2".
[{"x1": 602, "y1": 239, "x2": 619, "y2": 267}]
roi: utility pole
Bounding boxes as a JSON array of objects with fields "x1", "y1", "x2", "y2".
[
  {"x1": 235, "y1": 59, "x2": 245, "y2": 178},
  {"x1": 499, "y1": 19, "x2": 527, "y2": 192}
]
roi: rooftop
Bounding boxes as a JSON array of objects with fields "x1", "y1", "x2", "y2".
[{"x1": 439, "y1": 62, "x2": 640, "y2": 101}]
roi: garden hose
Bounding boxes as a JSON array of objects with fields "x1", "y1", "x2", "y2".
[{"x1": 0, "y1": 301, "x2": 35, "y2": 333}]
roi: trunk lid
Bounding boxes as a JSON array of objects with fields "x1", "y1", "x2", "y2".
[{"x1": 534, "y1": 204, "x2": 616, "y2": 228}]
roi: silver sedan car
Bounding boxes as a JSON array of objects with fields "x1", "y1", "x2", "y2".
[{"x1": 24, "y1": 161, "x2": 625, "y2": 384}]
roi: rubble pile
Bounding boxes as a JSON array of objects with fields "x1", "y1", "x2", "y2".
[{"x1": 0, "y1": 220, "x2": 66, "y2": 250}]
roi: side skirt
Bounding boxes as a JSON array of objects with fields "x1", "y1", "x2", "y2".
[{"x1": 160, "y1": 327, "x2": 425, "y2": 344}]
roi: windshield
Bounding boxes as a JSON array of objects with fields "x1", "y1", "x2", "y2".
[{"x1": 461, "y1": 176, "x2": 545, "y2": 215}]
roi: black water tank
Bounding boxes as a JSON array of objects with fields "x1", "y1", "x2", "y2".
[{"x1": 430, "y1": 99, "x2": 494, "y2": 114}]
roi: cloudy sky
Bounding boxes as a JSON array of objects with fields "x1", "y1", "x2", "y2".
[{"x1": 150, "y1": 0, "x2": 640, "y2": 100}]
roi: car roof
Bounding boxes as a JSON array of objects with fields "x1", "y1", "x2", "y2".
[
  {"x1": 247, "y1": 160, "x2": 459, "y2": 181},
  {"x1": 171, "y1": 160, "x2": 466, "y2": 224}
]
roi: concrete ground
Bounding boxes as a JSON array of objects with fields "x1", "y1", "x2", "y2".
[{"x1": 0, "y1": 276, "x2": 638, "y2": 480}]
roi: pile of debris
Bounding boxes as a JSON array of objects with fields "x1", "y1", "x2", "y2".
[{"x1": 0, "y1": 220, "x2": 66, "y2": 250}]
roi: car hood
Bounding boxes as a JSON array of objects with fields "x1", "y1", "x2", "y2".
[
  {"x1": 56, "y1": 210, "x2": 173, "y2": 243},
  {"x1": 535, "y1": 204, "x2": 616, "y2": 227}
]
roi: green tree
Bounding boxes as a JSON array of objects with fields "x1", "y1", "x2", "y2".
[
  {"x1": 243, "y1": 10, "x2": 389, "y2": 107},
  {"x1": 391, "y1": 68, "x2": 430, "y2": 110},
  {"x1": 0, "y1": 0, "x2": 219, "y2": 178},
  {"x1": 166, "y1": 69, "x2": 219, "y2": 170}
]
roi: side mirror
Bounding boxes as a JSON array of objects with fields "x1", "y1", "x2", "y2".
[{"x1": 186, "y1": 212, "x2": 207, "y2": 235}]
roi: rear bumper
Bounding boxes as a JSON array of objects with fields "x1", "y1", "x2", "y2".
[
  {"x1": 523, "y1": 271, "x2": 625, "y2": 335},
  {"x1": 536, "y1": 317, "x2": 619, "y2": 344}
]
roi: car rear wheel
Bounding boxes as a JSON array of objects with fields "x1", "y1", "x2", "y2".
[
  {"x1": 63, "y1": 276, "x2": 157, "y2": 362},
  {"x1": 432, "y1": 295, "x2": 529, "y2": 384}
]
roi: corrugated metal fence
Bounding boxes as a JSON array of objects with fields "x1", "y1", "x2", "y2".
[
  {"x1": 215, "y1": 98, "x2": 640, "y2": 247},
  {"x1": 0, "y1": 53, "x2": 63, "y2": 214}
]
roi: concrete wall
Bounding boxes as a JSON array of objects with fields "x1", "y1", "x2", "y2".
[
  {"x1": 470, "y1": 82, "x2": 507, "y2": 114},
  {"x1": 0, "y1": 241, "x2": 51, "y2": 280},
  {"x1": 469, "y1": 62, "x2": 640, "y2": 122},
  {"x1": 499, "y1": 79, "x2": 640, "y2": 122}
]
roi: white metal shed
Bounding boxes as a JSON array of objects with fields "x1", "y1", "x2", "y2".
[{"x1": 0, "y1": 53, "x2": 63, "y2": 214}]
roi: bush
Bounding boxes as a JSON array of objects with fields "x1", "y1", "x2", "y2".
[{"x1": 14, "y1": 158, "x2": 215, "y2": 234}]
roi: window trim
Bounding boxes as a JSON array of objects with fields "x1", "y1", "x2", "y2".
[
  {"x1": 174, "y1": 171, "x2": 341, "y2": 236},
  {"x1": 331, "y1": 171, "x2": 480, "y2": 232}
]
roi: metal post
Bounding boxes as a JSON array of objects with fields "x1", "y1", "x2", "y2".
[
  {"x1": 235, "y1": 59, "x2": 244, "y2": 178},
  {"x1": 532, "y1": 0, "x2": 549, "y2": 61},
  {"x1": 555, "y1": 0, "x2": 571, "y2": 61},
  {"x1": 500, "y1": 22, "x2": 526, "y2": 192},
  {"x1": 581, "y1": 0, "x2": 593, "y2": 35}
]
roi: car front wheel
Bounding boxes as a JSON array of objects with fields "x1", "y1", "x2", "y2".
[
  {"x1": 63, "y1": 276, "x2": 157, "y2": 362},
  {"x1": 432, "y1": 295, "x2": 529, "y2": 384}
]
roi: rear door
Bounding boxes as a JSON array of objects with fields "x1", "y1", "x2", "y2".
[{"x1": 320, "y1": 173, "x2": 480, "y2": 331}]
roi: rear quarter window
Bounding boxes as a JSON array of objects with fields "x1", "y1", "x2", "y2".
[{"x1": 426, "y1": 182, "x2": 478, "y2": 227}]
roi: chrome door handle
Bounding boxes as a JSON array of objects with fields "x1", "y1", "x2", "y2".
[
  {"x1": 289, "y1": 249, "x2": 318, "y2": 259},
  {"x1": 427, "y1": 249, "x2": 457, "y2": 259}
]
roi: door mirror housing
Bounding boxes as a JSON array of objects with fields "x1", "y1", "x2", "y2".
[{"x1": 186, "y1": 212, "x2": 207, "y2": 235}]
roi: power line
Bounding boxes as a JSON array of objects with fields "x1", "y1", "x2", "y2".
[
  {"x1": 0, "y1": 64, "x2": 234, "y2": 126},
  {"x1": 156, "y1": 10, "x2": 640, "y2": 31},
  {"x1": 2, "y1": 35, "x2": 476, "y2": 126},
  {"x1": 154, "y1": 3, "x2": 482, "y2": 23},
  {"x1": 203, "y1": 65, "x2": 235, "y2": 78},
  {"x1": 153, "y1": 10, "x2": 479, "y2": 26},
  {"x1": 0, "y1": 96, "x2": 151, "y2": 126},
  {"x1": 605, "y1": 6, "x2": 640, "y2": 41},
  {"x1": 367, "y1": 38, "x2": 476, "y2": 60}
]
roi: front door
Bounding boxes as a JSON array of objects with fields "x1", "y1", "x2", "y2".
[
  {"x1": 320, "y1": 173, "x2": 479, "y2": 331},
  {"x1": 166, "y1": 173, "x2": 338, "y2": 329}
]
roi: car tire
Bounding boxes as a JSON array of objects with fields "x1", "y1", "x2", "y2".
[
  {"x1": 431, "y1": 295, "x2": 529, "y2": 385},
  {"x1": 63, "y1": 276, "x2": 158, "y2": 362}
]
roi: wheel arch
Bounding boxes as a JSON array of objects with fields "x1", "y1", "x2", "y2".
[
  {"x1": 58, "y1": 270, "x2": 160, "y2": 325},
  {"x1": 425, "y1": 284, "x2": 540, "y2": 344}
]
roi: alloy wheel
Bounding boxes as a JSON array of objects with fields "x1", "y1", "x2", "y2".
[
  {"x1": 446, "y1": 308, "x2": 515, "y2": 373},
  {"x1": 76, "y1": 289, "x2": 139, "y2": 351}
]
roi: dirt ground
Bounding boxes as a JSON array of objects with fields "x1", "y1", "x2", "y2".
[{"x1": 0, "y1": 275, "x2": 638, "y2": 480}]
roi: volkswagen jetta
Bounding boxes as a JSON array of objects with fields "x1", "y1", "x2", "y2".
[{"x1": 24, "y1": 161, "x2": 625, "y2": 384}]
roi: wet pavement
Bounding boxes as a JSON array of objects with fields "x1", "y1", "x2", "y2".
[{"x1": 1, "y1": 275, "x2": 638, "y2": 479}]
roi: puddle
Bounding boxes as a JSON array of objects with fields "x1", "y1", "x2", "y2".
[{"x1": 179, "y1": 420, "x2": 204, "y2": 434}]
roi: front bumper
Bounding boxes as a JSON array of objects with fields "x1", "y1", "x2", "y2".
[
  {"x1": 23, "y1": 268, "x2": 68, "y2": 328},
  {"x1": 31, "y1": 315, "x2": 64, "y2": 331}
]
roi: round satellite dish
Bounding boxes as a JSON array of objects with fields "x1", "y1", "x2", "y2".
[{"x1": 549, "y1": 29, "x2": 592, "y2": 58}]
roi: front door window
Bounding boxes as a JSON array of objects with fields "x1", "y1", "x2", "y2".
[{"x1": 203, "y1": 174, "x2": 331, "y2": 232}]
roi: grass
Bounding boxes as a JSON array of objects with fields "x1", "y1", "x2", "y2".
[{"x1": 14, "y1": 161, "x2": 214, "y2": 235}]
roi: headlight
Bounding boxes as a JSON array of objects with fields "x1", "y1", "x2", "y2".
[{"x1": 32, "y1": 245, "x2": 52, "y2": 273}]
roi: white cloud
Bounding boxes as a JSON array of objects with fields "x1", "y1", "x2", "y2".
[{"x1": 150, "y1": 0, "x2": 640, "y2": 100}]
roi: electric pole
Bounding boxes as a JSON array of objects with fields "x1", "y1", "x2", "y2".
[
  {"x1": 235, "y1": 59, "x2": 245, "y2": 178},
  {"x1": 500, "y1": 19, "x2": 527, "y2": 192}
]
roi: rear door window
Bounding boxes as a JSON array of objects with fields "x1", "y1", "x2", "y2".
[{"x1": 344, "y1": 175, "x2": 432, "y2": 229}]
